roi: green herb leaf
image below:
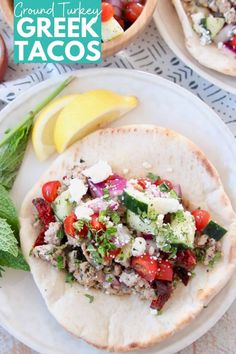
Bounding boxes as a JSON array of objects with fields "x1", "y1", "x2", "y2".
[
  {"x1": 56, "y1": 255, "x2": 65, "y2": 270},
  {"x1": 208, "y1": 251, "x2": 221, "y2": 268},
  {"x1": 0, "y1": 249, "x2": 29, "y2": 271},
  {"x1": 73, "y1": 220, "x2": 85, "y2": 232},
  {"x1": 103, "y1": 188, "x2": 110, "y2": 201},
  {"x1": 56, "y1": 228, "x2": 65, "y2": 241},
  {"x1": 195, "y1": 248, "x2": 206, "y2": 263},
  {"x1": 173, "y1": 210, "x2": 185, "y2": 223},
  {"x1": 111, "y1": 212, "x2": 120, "y2": 225},
  {"x1": 147, "y1": 172, "x2": 160, "y2": 182},
  {"x1": 0, "y1": 218, "x2": 18, "y2": 257},
  {"x1": 0, "y1": 185, "x2": 19, "y2": 236},
  {"x1": 85, "y1": 294, "x2": 94, "y2": 303},
  {"x1": 0, "y1": 76, "x2": 75, "y2": 191},
  {"x1": 0, "y1": 118, "x2": 33, "y2": 190},
  {"x1": 65, "y1": 273, "x2": 74, "y2": 285}
]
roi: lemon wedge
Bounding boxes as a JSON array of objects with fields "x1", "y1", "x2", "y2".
[
  {"x1": 32, "y1": 94, "x2": 79, "y2": 161},
  {"x1": 54, "y1": 89, "x2": 138, "y2": 153}
]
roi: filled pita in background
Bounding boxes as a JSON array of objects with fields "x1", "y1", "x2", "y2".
[
  {"x1": 172, "y1": 0, "x2": 236, "y2": 76},
  {"x1": 20, "y1": 125, "x2": 236, "y2": 351}
]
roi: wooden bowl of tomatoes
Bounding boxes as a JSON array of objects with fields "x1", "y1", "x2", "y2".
[{"x1": 102, "y1": 0, "x2": 157, "y2": 58}]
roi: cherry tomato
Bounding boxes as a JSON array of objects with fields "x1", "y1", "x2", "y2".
[
  {"x1": 64, "y1": 213, "x2": 88, "y2": 238},
  {"x1": 155, "y1": 179, "x2": 173, "y2": 190},
  {"x1": 137, "y1": 178, "x2": 151, "y2": 190},
  {"x1": 105, "y1": 248, "x2": 121, "y2": 261},
  {"x1": 102, "y1": 2, "x2": 114, "y2": 22},
  {"x1": 131, "y1": 254, "x2": 157, "y2": 282},
  {"x1": 42, "y1": 181, "x2": 61, "y2": 203},
  {"x1": 90, "y1": 213, "x2": 106, "y2": 231},
  {"x1": 64, "y1": 213, "x2": 77, "y2": 237},
  {"x1": 176, "y1": 249, "x2": 197, "y2": 270},
  {"x1": 125, "y1": 2, "x2": 144, "y2": 23},
  {"x1": 156, "y1": 260, "x2": 173, "y2": 281},
  {"x1": 231, "y1": 35, "x2": 236, "y2": 49},
  {"x1": 191, "y1": 209, "x2": 210, "y2": 231}
]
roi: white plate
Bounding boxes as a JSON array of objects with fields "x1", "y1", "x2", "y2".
[
  {"x1": 0, "y1": 68, "x2": 236, "y2": 354},
  {"x1": 153, "y1": 0, "x2": 236, "y2": 95}
]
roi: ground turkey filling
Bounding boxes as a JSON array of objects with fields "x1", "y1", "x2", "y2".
[{"x1": 31, "y1": 160, "x2": 225, "y2": 313}]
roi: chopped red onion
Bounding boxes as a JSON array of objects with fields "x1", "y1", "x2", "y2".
[
  {"x1": 224, "y1": 42, "x2": 236, "y2": 54},
  {"x1": 88, "y1": 174, "x2": 127, "y2": 198}
]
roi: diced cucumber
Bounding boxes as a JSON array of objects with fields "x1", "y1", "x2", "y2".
[
  {"x1": 170, "y1": 211, "x2": 195, "y2": 248},
  {"x1": 102, "y1": 17, "x2": 124, "y2": 42},
  {"x1": 206, "y1": 16, "x2": 225, "y2": 38},
  {"x1": 127, "y1": 210, "x2": 157, "y2": 234},
  {"x1": 203, "y1": 220, "x2": 227, "y2": 241},
  {"x1": 53, "y1": 190, "x2": 73, "y2": 221},
  {"x1": 123, "y1": 189, "x2": 149, "y2": 215},
  {"x1": 123, "y1": 188, "x2": 181, "y2": 217}
]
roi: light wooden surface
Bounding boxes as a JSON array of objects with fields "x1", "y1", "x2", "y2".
[{"x1": 1, "y1": 298, "x2": 236, "y2": 354}]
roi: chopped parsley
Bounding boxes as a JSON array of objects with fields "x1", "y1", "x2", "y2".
[
  {"x1": 56, "y1": 228, "x2": 65, "y2": 240},
  {"x1": 65, "y1": 273, "x2": 74, "y2": 285},
  {"x1": 57, "y1": 255, "x2": 65, "y2": 270},
  {"x1": 147, "y1": 172, "x2": 160, "y2": 182},
  {"x1": 107, "y1": 276, "x2": 113, "y2": 283},
  {"x1": 111, "y1": 212, "x2": 120, "y2": 225},
  {"x1": 195, "y1": 248, "x2": 206, "y2": 263},
  {"x1": 73, "y1": 219, "x2": 86, "y2": 232},
  {"x1": 85, "y1": 294, "x2": 94, "y2": 303},
  {"x1": 172, "y1": 210, "x2": 185, "y2": 223},
  {"x1": 208, "y1": 251, "x2": 221, "y2": 268},
  {"x1": 103, "y1": 188, "x2": 110, "y2": 201}
]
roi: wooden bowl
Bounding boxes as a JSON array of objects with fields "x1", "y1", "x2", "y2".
[
  {"x1": 0, "y1": 0, "x2": 157, "y2": 58},
  {"x1": 0, "y1": 0, "x2": 13, "y2": 28},
  {"x1": 103, "y1": 0, "x2": 157, "y2": 58}
]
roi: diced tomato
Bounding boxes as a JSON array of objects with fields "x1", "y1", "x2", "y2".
[
  {"x1": 64, "y1": 213, "x2": 88, "y2": 238},
  {"x1": 155, "y1": 179, "x2": 173, "y2": 190},
  {"x1": 156, "y1": 260, "x2": 173, "y2": 281},
  {"x1": 231, "y1": 35, "x2": 236, "y2": 49},
  {"x1": 90, "y1": 213, "x2": 106, "y2": 231},
  {"x1": 125, "y1": 2, "x2": 143, "y2": 23},
  {"x1": 150, "y1": 280, "x2": 173, "y2": 310},
  {"x1": 33, "y1": 230, "x2": 46, "y2": 248},
  {"x1": 176, "y1": 249, "x2": 197, "y2": 270},
  {"x1": 42, "y1": 180, "x2": 61, "y2": 203},
  {"x1": 102, "y1": 2, "x2": 114, "y2": 22},
  {"x1": 131, "y1": 254, "x2": 157, "y2": 282},
  {"x1": 64, "y1": 213, "x2": 77, "y2": 237},
  {"x1": 191, "y1": 209, "x2": 210, "y2": 231},
  {"x1": 32, "y1": 198, "x2": 55, "y2": 226},
  {"x1": 137, "y1": 178, "x2": 151, "y2": 190},
  {"x1": 104, "y1": 248, "x2": 121, "y2": 261}
]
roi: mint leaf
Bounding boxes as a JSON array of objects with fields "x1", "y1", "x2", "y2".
[
  {"x1": 0, "y1": 185, "x2": 19, "y2": 236},
  {"x1": 0, "y1": 249, "x2": 29, "y2": 271},
  {"x1": 0, "y1": 118, "x2": 33, "y2": 190},
  {"x1": 85, "y1": 294, "x2": 94, "y2": 303},
  {"x1": 0, "y1": 218, "x2": 18, "y2": 257}
]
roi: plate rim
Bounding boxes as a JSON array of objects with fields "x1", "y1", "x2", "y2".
[
  {"x1": 1, "y1": 67, "x2": 236, "y2": 354},
  {"x1": 153, "y1": 0, "x2": 236, "y2": 95}
]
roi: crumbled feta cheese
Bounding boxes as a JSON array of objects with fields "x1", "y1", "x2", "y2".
[
  {"x1": 114, "y1": 224, "x2": 131, "y2": 247},
  {"x1": 150, "y1": 308, "x2": 158, "y2": 315},
  {"x1": 132, "y1": 237, "x2": 146, "y2": 256},
  {"x1": 75, "y1": 204, "x2": 94, "y2": 220},
  {"x1": 82, "y1": 160, "x2": 112, "y2": 183},
  {"x1": 69, "y1": 178, "x2": 87, "y2": 203},
  {"x1": 157, "y1": 214, "x2": 164, "y2": 226},
  {"x1": 123, "y1": 168, "x2": 129, "y2": 175},
  {"x1": 142, "y1": 161, "x2": 152, "y2": 169},
  {"x1": 191, "y1": 12, "x2": 212, "y2": 45}
]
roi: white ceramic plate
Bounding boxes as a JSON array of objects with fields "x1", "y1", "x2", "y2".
[
  {"x1": 0, "y1": 68, "x2": 236, "y2": 354},
  {"x1": 153, "y1": 0, "x2": 236, "y2": 95}
]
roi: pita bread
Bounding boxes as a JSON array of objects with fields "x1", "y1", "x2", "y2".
[
  {"x1": 173, "y1": 0, "x2": 236, "y2": 76},
  {"x1": 20, "y1": 125, "x2": 236, "y2": 351}
]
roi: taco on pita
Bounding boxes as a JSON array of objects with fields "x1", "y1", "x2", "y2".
[
  {"x1": 20, "y1": 125, "x2": 236, "y2": 351},
  {"x1": 173, "y1": 0, "x2": 236, "y2": 76}
]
